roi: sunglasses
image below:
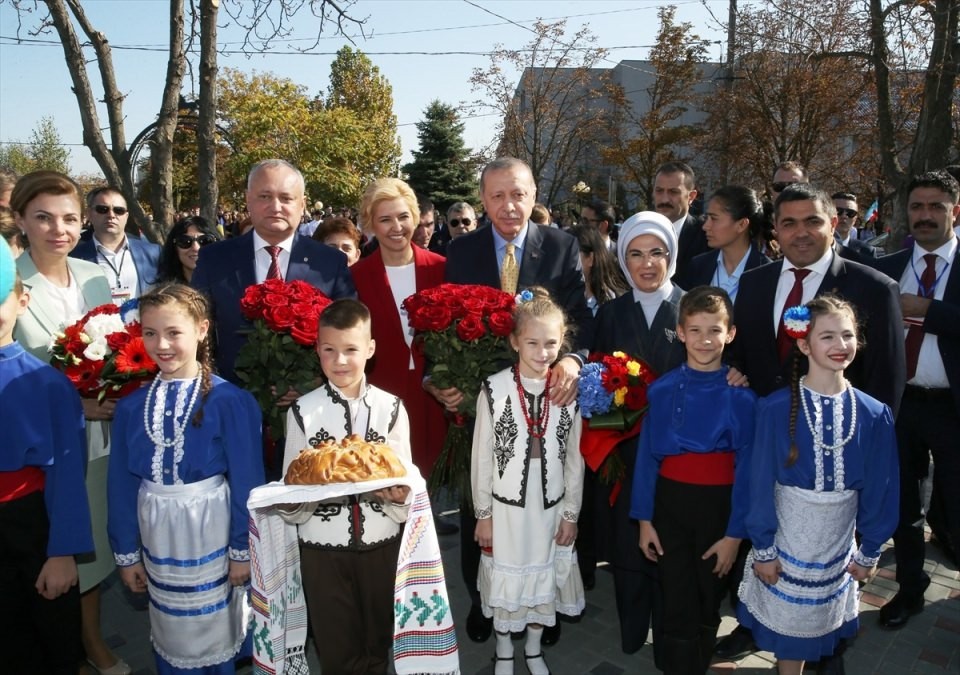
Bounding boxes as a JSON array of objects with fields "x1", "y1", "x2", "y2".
[
  {"x1": 93, "y1": 204, "x2": 128, "y2": 216},
  {"x1": 771, "y1": 182, "x2": 795, "y2": 193},
  {"x1": 836, "y1": 207, "x2": 858, "y2": 218},
  {"x1": 449, "y1": 217, "x2": 472, "y2": 227},
  {"x1": 174, "y1": 234, "x2": 217, "y2": 249}
]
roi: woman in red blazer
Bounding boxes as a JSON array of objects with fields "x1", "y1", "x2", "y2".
[{"x1": 351, "y1": 178, "x2": 447, "y2": 476}]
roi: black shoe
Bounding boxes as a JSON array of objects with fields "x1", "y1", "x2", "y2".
[
  {"x1": 815, "y1": 653, "x2": 846, "y2": 675},
  {"x1": 434, "y1": 515, "x2": 459, "y2": 536},
  {"x1": 878, "y1": 574, "x2": 930, "y2": 630},
  {"x1": 467, "y1": 605, "x2": 493, "y2": 642},
  {"x1": 542, "y1": 622, "x2": 561, "y2": 646},
  {"x1": 580, "y1": 569, "x2": 596, "y2": 591},
  {"x1": 713, "y1": 625, "x2": 757, "y2": 660}
]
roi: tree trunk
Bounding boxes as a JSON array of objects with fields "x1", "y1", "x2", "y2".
[
  {"x1": 198, "y1": 0, "x2": 220, "y2": 227},
  {"x1": 149, "y1": 0, "x2": 187, "y2": 237}
]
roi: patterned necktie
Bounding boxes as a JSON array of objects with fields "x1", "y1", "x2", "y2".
[
  {"x1": 777, "y1": 268, "x2": 812, "y2": 364},
  {"x1": 265, "y1": 245, "x2": 283, "y2": 281},
  {"x1": 501, "y1": 243, "x2": 519, "y2": 295},
  {"x1": 905, "y1": 253, "x2": 938, "y2": 380}
]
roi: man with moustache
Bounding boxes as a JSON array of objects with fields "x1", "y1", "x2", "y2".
[
  {"x1": 717, "y1": 183, "x2": 905, "y2": 673},
  {"x1": 652, "y1": 161, "x2": 709, "y2": 281},
  {"x1": 874, "y1": 170, "x2": 960, "y2": 630},
  {"x1": 434, "y1": 157, "x2": 591, "y2": 647}
]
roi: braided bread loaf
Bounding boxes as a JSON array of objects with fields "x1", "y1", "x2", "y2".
[{"x1": 284, "y1": 435, "x2": 407, "y2": 485}]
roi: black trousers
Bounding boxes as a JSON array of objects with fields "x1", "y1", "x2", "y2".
[
  {"x1": 0, "y1": 490, "x2": 82, "y2": 675},
  {"x1": 459, "y1": 508, "x2": 483, "y2": 608},
  {"x1": 892, "y1": 386, "x2": 960, "y2": 595},
  {"x1": 300, "y1": 540, "x2": 402, "y2": 675},
  {"x1": 653, "y1": 477, "x2": 733, "y2": 639}
]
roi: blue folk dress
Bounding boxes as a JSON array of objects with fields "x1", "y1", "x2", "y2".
[
  {"x1": 107, "y1": 375, "x2": 264, "y2": 674},
  {"x1": 737, "y1": 383, "x2": 898, "y2": 661}
]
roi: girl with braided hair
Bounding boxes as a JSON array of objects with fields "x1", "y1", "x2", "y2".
[
  {"x1": 107, "y1": 283, "x2": 265, "y2": 674},
  {"x1": 736, "y1": 295, "x2": 898, "y2": 675}
]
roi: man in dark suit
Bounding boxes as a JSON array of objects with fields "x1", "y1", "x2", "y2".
[
  {"x1": 874, "y1": 170, "x2": 960, "y2": 630},
  {"x1": 833, "y1": 191, "x2": 880, "y2": 264},
  {"x1": 71, "y1": 186, "x2": 160, "y2": 303},
  {"x1": 434, "y1": 157, "x2": 590, "y2": 647},
  {"x1": 718, "y1": 183, "x2": 905, "y2": 672},
  {"x1": 191, "y1": 159, "x2": 355, "y2": 384},
  {"x1": 653, "y1": 161, "x2": 709, "y2": 282}
]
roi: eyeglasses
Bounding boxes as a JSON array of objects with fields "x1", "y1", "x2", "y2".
[
  {"x1": 449, "y1": 217, "x2": 472, "y2": 228},
  {"x1": 174, "y1": 234, "x2": 217, "y2": 249},
  {"x1": 771, "y1": 182, "x2": 794, "y2": 193},
  {"x1": 836, "y1": 208, "x2": 858, "y2": 218},
  {"x1": 93, "y1": 204, "x2": 128, "y2": 216},
  {"x1": 627, "y1": 248, "x2": 669, "y2": 263}
]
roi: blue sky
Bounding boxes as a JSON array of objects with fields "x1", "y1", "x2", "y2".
[{"x1": 0, "y1": 0, "x2": 725, "y2": 176}]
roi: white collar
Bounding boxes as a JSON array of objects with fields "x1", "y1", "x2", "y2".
[
  {"x1": 782, "y1": 247, "x2": 833, "y2": 278},
  {"x1": 253, "y1": 230, "x2": 295, "y2": 252},
  {"x1": 912, "y1": 236, "x2": 957, "y2": 266}
]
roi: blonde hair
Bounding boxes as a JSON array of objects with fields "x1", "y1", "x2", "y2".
[
  {"x1": 512, "y1": 286, "x2": 571, "y2": 353},
  {"x1": 359, "y1": 178, "x2": 419, "y2": 233}
]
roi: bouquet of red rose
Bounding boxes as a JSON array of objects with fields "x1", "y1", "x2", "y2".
[
  {"x1": 49, "y1": 299, "x2": 158, "y2": 400},
  {"x1": 403, "y1": 283, "x2": 516, "y2": 497},
  {"x1": 235, "y1": 279, "x2": 332, "y2": 441},
  {"x1": 578, "y1": 351, "x2": 657, "y2": 503}
]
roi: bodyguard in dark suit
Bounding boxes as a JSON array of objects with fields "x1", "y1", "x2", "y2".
[
  {"x1": 191, "y1": 159, "x2": 355, "y2": 384},
  {"x1": 652, "y1": 161, "x2": 709, "y2": 282},
  {"x1": 873, "y1": 170, "x2": 960, "y2": 631},
  {"x1": 435, "y1": 157, "x2": 590, "y2": 647},
  {"x1": 718, "y1": 183, "x2": 905, "y2": 670},
  {"x1": 833, "y1": 192, "x2": 881, "y2": 264},
  {"x1": 70, "y1": 186, "x2": 160, "y2": 301}
]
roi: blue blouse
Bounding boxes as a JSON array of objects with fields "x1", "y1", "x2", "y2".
[
  {"x1": 746, "y1": 386, "x2": 899, "y2": 562},
  {"x1": 630, "y1": 364, "x2": 757, "y2": 538},
  {"x1": 107, "y1": 375, "x2": 265, "y2": 562},
  {"x1": 0, "y1": 342, "x2": 93, "y2": 556}
]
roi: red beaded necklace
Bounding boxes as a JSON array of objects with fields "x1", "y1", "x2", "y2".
[{"x1": 514, "y1": 365, "x2": 550, "y2": 439}]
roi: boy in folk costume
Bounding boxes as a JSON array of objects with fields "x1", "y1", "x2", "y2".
[{"x1": 0, "y1": 237, "x2": 94, "y2": 674}]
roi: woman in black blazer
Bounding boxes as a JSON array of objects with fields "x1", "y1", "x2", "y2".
[{"x1": 680, "y1": 186, "x2": 771, "y2": 300}]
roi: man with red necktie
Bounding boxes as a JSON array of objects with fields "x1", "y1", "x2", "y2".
[{"x1": 874, "y1": 170, "x2": 960, "y2": 631}]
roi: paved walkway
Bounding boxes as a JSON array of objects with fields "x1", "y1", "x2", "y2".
[{"x1": 101, "y1": 523, "x2": 959, "y2": 674}]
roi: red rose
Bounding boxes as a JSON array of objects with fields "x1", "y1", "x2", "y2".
[
  {"x1": 263, "y1": 305, "x2": 296, "y2": 331},
  {"x1": 487, "y1": 310, "x2": 514, "y2": 337},
  {"x1": 416, "y1": 305, "x2": 453, "y2": 331},
  {"x1": 456, "y1": 313, "x2": 486, "y2": 341},
  {"x1": 291, "y1": 302, "x2": 317, "y2": 321},
  {"x1": 106, "y1": 331, "x2": 132, "y2": 351},
  {"x1": 290, "y1": 316, "x2": 320, "y2": 346},
  {"x1": 462, "y1": 297, "x2": 486, "y2": 315},
  {"x1": 263, "y1": 292, "x2": 289, "y2": 308},
  {"x1": 262, "y1": 279, "x2": 286, "y2": 294},
  {"x1": 624, "y1": 386, "x2": 648, "y2": 411},
  {"x1": 240, "y1": 286, "x2": 265, "y2": 320}
]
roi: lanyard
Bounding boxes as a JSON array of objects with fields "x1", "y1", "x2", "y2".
[
  {"x1": 99, "y1": 245, "x2": 128, "y2": 289},
  {"x1": 910, "y1": 254, "x2": 950, "y2": 298}
]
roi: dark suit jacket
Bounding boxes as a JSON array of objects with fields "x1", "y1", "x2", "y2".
[
  {"x1": 350, "y1": 246, "x2": 448, "y2": 471},
  {"x1": 678, "y1": 245, "x2": 770, "y2": 291},
  {"x1": 836, "y1": 237, "x2": 881, "y2": 265},
  {"x1": 730, "y1": 253, "x2": 906, "y2": 414},
  {"x1": 673, "y1": 213, "x2": 709, "y2": 283},
  {"x1": 874, "y1": 247, "x2": 960, "y2": 415},
  {"x1": 191, "y1": 231, "x2": 356, "y2": 382},
  {"x1": 70, "y1": 234, "x2": 161, "y2": 294},
  {"x1": 445, "y1": 222, "x2": 593, "y2": 351}
]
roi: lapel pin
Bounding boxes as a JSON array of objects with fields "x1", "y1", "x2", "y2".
[{"x1": 303, "y1": 257, "x2": 309, "y2": 262}]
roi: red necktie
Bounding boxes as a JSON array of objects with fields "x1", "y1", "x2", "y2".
[
  {"x1": 777, "y1": 268, "x2": 811, "y2": 364},
  {"x1": 265, "y1": 245, "x2": 283, "y2": 281},
  {"x1": 905, "y1": 253, "x2": 938, "y2": 379}
]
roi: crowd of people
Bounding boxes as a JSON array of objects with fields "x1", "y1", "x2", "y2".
[{"x1": 0, "y1": 154, "x2": 957, "y2": 675}]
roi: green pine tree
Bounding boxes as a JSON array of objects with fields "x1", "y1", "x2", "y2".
[{"x1": 402, "y1": 101, "x2": 479, "y2": 212}]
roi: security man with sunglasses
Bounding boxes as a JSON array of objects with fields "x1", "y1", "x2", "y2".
[{"x1": 71, "y1": 186, "x2": 160, "y2": 303}]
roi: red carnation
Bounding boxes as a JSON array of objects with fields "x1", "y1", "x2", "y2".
[
  {"x1": 488, "y1": 310, "x2": 514, "y2": 337},
  {"x1": 114, "y1": 338, "x2": 157, "y2": 374},
  {"x1": 456, "y1": 313, "x2": 486, "y2": 341}
]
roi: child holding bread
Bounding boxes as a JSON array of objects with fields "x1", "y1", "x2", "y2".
[{"x1": 280, "y1": 299, "x2": 413, "y2": 675}]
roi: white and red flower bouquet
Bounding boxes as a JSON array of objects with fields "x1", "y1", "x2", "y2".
[
  {"x1": 403, "y1": 283, "x2": 516, "y2": 496},
  {"x1": 235, "y1": 279, "x2": 332, "y2": 441},
  {"x1": 49, "y1": 299, "x2": 158, "y2": 400}
]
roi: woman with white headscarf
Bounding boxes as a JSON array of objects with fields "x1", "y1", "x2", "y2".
[{"x1": 588, "y1": 212, "x2": 687, "y2": 662}]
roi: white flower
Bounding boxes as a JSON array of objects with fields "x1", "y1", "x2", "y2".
[
  {"x1": 83, "y1": 314, "x2": 125, "y2": 342},
  {"x1": 83, "y1": 337, "x2": 109, "y2": 362}
]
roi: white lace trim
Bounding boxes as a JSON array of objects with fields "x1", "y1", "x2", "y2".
[
  {"x1": 149, "y1": 380, "x2": 167, "y2": 483},
  {"x1": 753, "y1": 545, "x2": 779, "y2": 562},
  {"x1": 561, "y1": 510, "x2": 579, "y2": 523},
  {"x1": 148, "y1": 380, "x2": 193, "y2": 484},
  {"x1": 170, "y1": 381, "x2": 190, "y2": 483},
  {"x1": 475, "y1": 507, "x2": 492, "y2": 519},
  {"x1": 228, "y1": 547, "x2": 250, "y2": 562},
  {"x1": 802, "y1": 385, "x2": 850, "y2": 492},
  {"x1": 114, "y1": 550, "x2": 142, "y2": 566},
  {"x1": 852, "y1": 548, "x2": 880, "y2": 569}
]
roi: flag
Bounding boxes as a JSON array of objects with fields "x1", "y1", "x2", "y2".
[{"x1": 864, "y1": 200, "x2": 879, "y2": 222}]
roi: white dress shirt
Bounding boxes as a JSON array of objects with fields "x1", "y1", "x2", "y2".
[
  {"x1": 253, "y1": 231, "x2": 294, "y2": 282},
  {"x1": 900, "y1": 237, "x2": 956, "y2": 388},
  {"x1": 772, "y1": 249, "x2": 834, "y2": 332}
]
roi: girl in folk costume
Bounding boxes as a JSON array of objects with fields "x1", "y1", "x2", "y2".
[
  {"x1": 107, "y1": 284, "x2": 265, "y2": 674},
  {"x1": 473, "y1": 287, "x2": 585, "y2": 675},
  {"x1": 737, "y1": 296, "x2": 899, "y2": 674}
]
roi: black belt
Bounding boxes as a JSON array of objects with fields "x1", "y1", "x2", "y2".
[{"x1": 904, "y1": 384, "x2": 952, "y2": 402}]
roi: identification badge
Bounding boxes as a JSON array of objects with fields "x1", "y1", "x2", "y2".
[{"x1": 111, "y1": 287, "x2": 133, "y2": 305}]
